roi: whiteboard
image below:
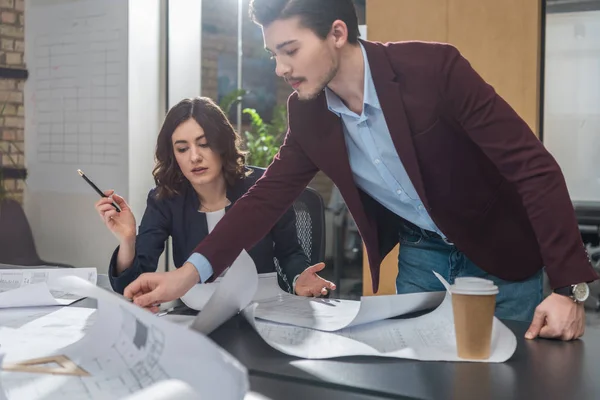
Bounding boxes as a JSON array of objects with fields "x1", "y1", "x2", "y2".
[
  {"x1": 25, "y1": 0, "x2": 129, "y2": 194},
  {"x1": 544, "y1": 11, "x2": 600, "y2": 202}
]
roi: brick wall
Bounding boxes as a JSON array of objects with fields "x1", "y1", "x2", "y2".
[{"x1": 0, "y1": 0, "x2": 25, "y2": 204}]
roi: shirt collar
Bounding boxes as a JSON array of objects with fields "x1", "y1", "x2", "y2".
[{"x1": 325, "y1": 42, "x2": 381, "y2": 118}]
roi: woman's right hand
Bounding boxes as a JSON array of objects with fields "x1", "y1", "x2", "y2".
[{"x1": 95, "y1": 190, "x2": 137, "y2": 243}]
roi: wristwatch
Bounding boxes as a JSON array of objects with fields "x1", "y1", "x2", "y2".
[{"x1": 554, "y1": 282, "x2": 590, "y2": 303}]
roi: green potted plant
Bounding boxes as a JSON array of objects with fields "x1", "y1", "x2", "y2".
[
  {"x1": 242, "y1": 104, "x2": 287, "y2": 168},
  {"x1": 219, "y1": 88, "x2": 287, "y2": 168},
  {"x1": 219, "y1": 88, "x2": 247, "y2": 116}
]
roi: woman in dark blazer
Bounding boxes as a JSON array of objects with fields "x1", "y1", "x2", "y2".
[{"x1": 94, "y1": 97, "x2": 313, "y2": 295}]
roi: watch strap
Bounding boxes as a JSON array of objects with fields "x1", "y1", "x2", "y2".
[{"x1": 553, "y1": 285, "x2": 573, "y2": 297}]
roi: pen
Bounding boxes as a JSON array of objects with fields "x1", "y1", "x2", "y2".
[
  {"x1": 77, "y1": 169, "x2": 121, "y2": 212},
  {"x1": 157, "y1": 304, "x2": 194, "y2": 317},
  {"x1": 112, "y1": 292, "x2": 133, "y2": 302}
]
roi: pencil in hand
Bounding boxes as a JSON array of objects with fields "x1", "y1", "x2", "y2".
[{"x1": 77, "y1": 169, "x2": 121, "y2": 212}]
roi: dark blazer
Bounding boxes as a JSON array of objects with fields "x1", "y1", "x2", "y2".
[
  {"x1": 191, "y1": 39, "x2": 598, "y2": 292},
  {"x1": 108, "y1": 167, "x2": 309, "y2": 294}
]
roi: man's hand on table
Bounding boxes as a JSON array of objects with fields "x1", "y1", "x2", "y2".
[{"x1": 526, "y1": 293, "x2": 585, "y2": 341}]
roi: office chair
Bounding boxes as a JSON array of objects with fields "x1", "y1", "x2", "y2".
[
  {"x1": 292, "y1": 187, "x2": 326, "y2": 266},
  {"x1": 273, "y1": 187, "x2": 326, "y2": 292},
  {"x1": 0, "y1": 198, "x2": 74, "y2": 268}
]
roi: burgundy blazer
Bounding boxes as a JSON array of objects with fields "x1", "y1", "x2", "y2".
[{"x1": 193, "y1": 39, "x2": 598, "y2": 292}]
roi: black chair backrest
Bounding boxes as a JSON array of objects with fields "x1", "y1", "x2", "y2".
[
  {"x1": 292, "y1": 187, "x2": 326, "y2": 266},
  {"x1": 0, "y1": 199, "x2": 73, "y2": 267},
  {"x1": 0, "y1": 198, "x2": 44, "y2": 265},
  {"x1": 272, "y1": 187, "x2": 326, "y2": 293}
]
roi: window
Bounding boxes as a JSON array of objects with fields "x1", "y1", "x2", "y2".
[{"x1": 544, "y1": 1, "x2": 600, "y2": 202}]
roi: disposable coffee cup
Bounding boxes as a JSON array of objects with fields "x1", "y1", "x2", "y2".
[{"x1": 450, "y1": 277, "x2": 498, "y2": 360}]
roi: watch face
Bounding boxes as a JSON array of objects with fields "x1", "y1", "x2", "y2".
[{"x1": 573, "y1": 283, "x2": 590, "y2": 302}]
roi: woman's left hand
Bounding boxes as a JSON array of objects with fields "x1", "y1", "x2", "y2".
[{"x1": 294, "y1": 263, "x2": 337, "y2": 297}]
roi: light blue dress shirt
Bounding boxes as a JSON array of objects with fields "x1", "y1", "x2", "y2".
[
  {"x1": 324, "y1": 43, "x2": 443, "y2": 237},
  {"x1": 186, "y1": 43, "x2": 444, "y2": 282}
]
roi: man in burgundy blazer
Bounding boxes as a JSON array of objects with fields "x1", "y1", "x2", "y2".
[{"x1": 126, "y1": 0, "x2": 598, "y2": 341}]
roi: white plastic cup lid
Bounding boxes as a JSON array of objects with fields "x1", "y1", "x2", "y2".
[
  {"x1": 451, "y1": 277, "x2": 498, "y2": 295},
  {"x1": 454, "y1": 277, "x2": 494, "y2": 285}
]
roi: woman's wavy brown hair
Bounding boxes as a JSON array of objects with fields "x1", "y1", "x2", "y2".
[{"x1": 152, "y1": 97, "x2": 247, "y2": 199}]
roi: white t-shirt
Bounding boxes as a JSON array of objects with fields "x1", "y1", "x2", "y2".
[
  {"x1": 202, "y1": 208, "x2": 226, "y2": 233},
  {"x1": 200, "y1": 208, "x2": 227, "y2": 276}
]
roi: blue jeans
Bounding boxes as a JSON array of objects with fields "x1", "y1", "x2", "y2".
[{"x1": 396, "y1": 223, "x2": 543, "y2": 322}]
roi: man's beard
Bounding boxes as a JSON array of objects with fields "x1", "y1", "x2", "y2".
[{"x1": 298, "y1": 64, "x2": 338, "y2": 101}]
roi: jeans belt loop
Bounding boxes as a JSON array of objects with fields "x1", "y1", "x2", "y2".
[
  {"x1": 418, "y1": 227, "x2": 430, "y2": 239},
  {"x1": 442, "y1": 236, "x2": 454, "y2": 246}
]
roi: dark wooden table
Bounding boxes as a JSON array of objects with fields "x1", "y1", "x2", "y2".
[
  {"x1": 73, "y1": 279, "x2": 600, "y2": 400},
  {"x1": 210, "y1": 314, "x2": 600, "y2": 400}
]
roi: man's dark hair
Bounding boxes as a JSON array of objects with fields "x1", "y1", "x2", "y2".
[{"x1": 249, "y1": 0, "x2": 360, "y2": 44}]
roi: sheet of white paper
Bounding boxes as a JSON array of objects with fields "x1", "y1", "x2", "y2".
[
  {"x1": 0, "y1": 264, "x2": 64, "y2": 269},
  {"x1": 244, "y1": 392, "x2": 272, "y2": 400},
  {"x1": 0, "y1": 306, "x2": 62, "y2": 329},
  {"x1": 184, "y1": 254, "x2": 443, "y2": 332},
  {"x1": 190, "y1": 250, "x2": 259, "y2": 334},
  {"x1": 0, "y1": 307, "x2": 96, "y2": 363},
  {"x1": 0, "y1": 284, "x2": 59, "y2": 308},
  {"x1": 160, "y1": 314, "x2": 196, "y2": 327},
  {"x1": 183, "y1": 247, "x2": 443, "y2": 334},
  {"x1": 0, "y1": 268, "x2": 97, "y2": 291},
  {"x1": 0, "y1": 356, "x2": 6, "y2": 400},
  {"x1": 181, "y1": 272, "x2": 286, "y2": 311},
  {"x1": 243, "y1": 273, "x2": 517, "y2": 363},
  {"x1": 122, "y1": 380, "x2": 200, "y2": 400},
  {"x1": 253, "y1": 273, "x2": 289, "y2": 302},
  {"x1": 0, "y1": 268, "x2": 97, "y2": 307},
  {"x1": 120, "y1": 380, "x2": 275, "y2": 400},
  {"x1": 253, "y1": 290, "x2": 445, "y2": 331},
  {"x1": 179, "y1": 282, "x2": 217, "y2": 311},
  {"x1": 0, "y1": 276, "x2": 248, "y2": 400}
]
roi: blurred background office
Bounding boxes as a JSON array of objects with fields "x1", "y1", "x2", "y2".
[{"x1": 0, "y1": 1, "x2": 598, "y2": 315}]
